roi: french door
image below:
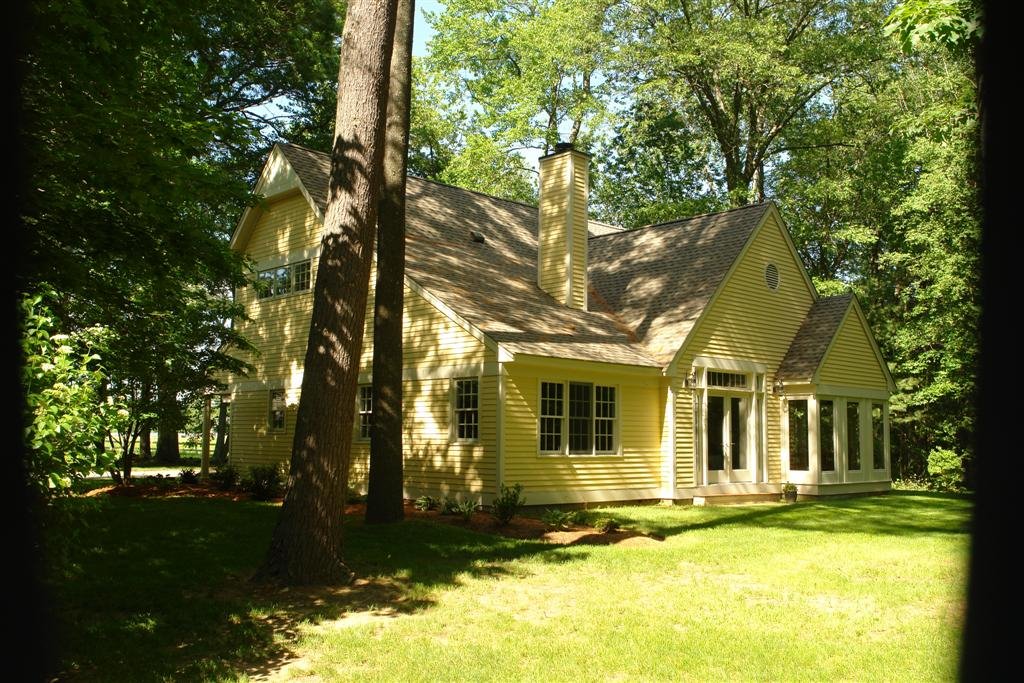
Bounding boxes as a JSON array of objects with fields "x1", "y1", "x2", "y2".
[{"x1": 706, "y1": 393, "x2": 753, "y2": 483}]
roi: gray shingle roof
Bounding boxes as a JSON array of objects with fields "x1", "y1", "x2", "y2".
[
  {"x1": 776, "y1": 294, "x2": 854, "y2": 381},
  {"x1": 276, "y1": 143, "x2": 772, "y2": 369}
]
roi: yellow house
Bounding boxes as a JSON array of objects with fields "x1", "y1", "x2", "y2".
[{"x1": 224, "y1": 141, "x2": 895, "y2": 504}]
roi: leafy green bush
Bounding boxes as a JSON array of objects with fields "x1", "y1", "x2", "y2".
[
  {"x1": 441, "y1": 496, "x2": 460, "y2": 515},
  {"x1": 346, "y1": 487, "x2": 367, "y2": 504},
  {"x1": 179, "y1": 467, "x2": 199, "y2": 484},
  {"x1": 592, "y1": 517, "x2": 620, "y2": 533},
  {"x1": 21, "y1": 291, "x2": 127, "y2": 497},
  {"x1": 244, "y1": 464, "x2": 285, "y2": 501},
  {"x1": 491, "y1": 482, "x2": 526, "y2": 525},
  {"x1": 414, "y1": 495, "x2": 437, "y2": 511},
  {"x1": 541, "y1": 509, "x2": 574, "y2": 530},
  {"x1": 456, "y1": 499, "x2": 477, "y2": 521},
  {"x1": 209, "y1": 466, "x2": 240, "y2": 491},
  {"x1": 927, "y1": 448, "x2": 964, "y2": 491}
]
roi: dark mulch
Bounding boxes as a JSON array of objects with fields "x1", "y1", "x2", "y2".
[{"x1": 85, "y1": 483, "x2": 663, "y2": 546}]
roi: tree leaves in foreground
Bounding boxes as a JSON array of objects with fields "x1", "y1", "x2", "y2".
[{"x1": 18, "y1": 0, "x2": 342, "y2": 479}]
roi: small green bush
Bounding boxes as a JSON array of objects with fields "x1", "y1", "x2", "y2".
[
  {"x1": 541, "y1": 509, "x2": 577, "y2": 530},
  {"x1": 245, "y1": 464, "x2": 285, "y2": 501},
  {"x1": 440, "y1": 496, "x2": 460, "y2": 515},
  {"x1": 927, "y1": 448, "x2": 964, "y2": 492},
  {"x1": 414, "y1": 495, "x2": 437, "y2": 511},
  {"x1": 209, "y1": 466, "x2": 240, "y2": 491},
  {"x1": 491, "y1": 482, "x2": 526, "y2": 525},
  {"x1": 179, "y1": 468, "x2": 199, "y2": 485},
  {"x1": 592, "y1": 517, "x2": 620, "y2": 533},
  {"x1": 346, "y1": 487, "x2": 366, "y2": 504},
  {"x1": 456, "y1": 499, "x2": 477, "y2": 521}
]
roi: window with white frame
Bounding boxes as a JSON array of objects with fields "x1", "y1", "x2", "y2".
[
  {"x1": 846, "y1": 401, "x2": 861, "y2": 471},
  {"x1": 269, "y1": 389, "x2": 286, "y2": 431},
  {"x1": 539, "y1": 380, "x2": 617, "y2": 455},
  {"x1": 539, "y1": 381, "x2": 564, "y2": 452},
  {"x1": 357, "y1": 385, "x2": 373, "y2": 440},
  {"x1": 871, "y1": 403, "x2": 885, "y2": 469},
  {"x1": 819, "y1": 399, "x2": 836, "y2": 471},
  {"x1": 256, "y1": 259, "x2": 312, "y2": 299},
  {"x1": 788, "y1": 399, "x2": 809, "y2": 471},
  {"x1": 453, "y1": 378, "x2": 479, "y2": 441}
]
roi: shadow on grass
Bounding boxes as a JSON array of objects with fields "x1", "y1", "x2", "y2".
[
  {"x1": 47, "y1": 497, "x2": 579, "y2": 682},
  {"x1": 607, "y1": 491, "x2": 972, "y2": 539}
]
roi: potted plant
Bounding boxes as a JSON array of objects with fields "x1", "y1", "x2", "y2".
[{"x1": 782, "y1": 482, "x2": 798, "y2": 503}]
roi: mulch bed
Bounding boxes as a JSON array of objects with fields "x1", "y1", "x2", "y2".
[{"x1": 86, "y1": 479, "x2": 663, "y2": 546}]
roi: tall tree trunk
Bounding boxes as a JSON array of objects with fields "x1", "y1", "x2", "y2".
[
  {"x1": 155, "y1": 391, "x2": 181, "y2": 464},
  {"x1": 366, "y1": 0, "x2": 414, "y2": 525},
  {"x1": 255, "y1": 0, "x2": 400, "y2": 586},
  {"x1": 213, "y1": 400, "x2": 229, "y2": 465},
  {"x1": 139, "y1": 380, "x2": 152, "y2": 459}
]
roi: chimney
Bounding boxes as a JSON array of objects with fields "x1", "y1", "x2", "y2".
[{"x1": 537, "y1": 141, "x2": 590, "y2": 310}]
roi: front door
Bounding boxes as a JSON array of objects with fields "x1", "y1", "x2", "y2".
[{"x1": 706, "y1": 394, "x2": 753, "y2": 483}]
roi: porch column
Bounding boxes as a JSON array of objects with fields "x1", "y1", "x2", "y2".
[{"x1": 201, "y1": 395, "x2": 212, "y2": 480}]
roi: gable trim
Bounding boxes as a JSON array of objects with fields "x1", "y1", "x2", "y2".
[
  {"x1": 813, "y1": 296, "x2": 896, "y2": 393},
  {"x1": 666, "y1": 202, "x2": 818, "y2": 376},
  {"x1": 229, "y1": 144, "x2": 325, "y2": 253}
]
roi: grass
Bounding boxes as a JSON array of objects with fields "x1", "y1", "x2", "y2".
[{"x1": 47, "y1": 492, "x2": 970, "y2": 681}]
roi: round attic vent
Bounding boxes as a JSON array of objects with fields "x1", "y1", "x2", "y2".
[{"x1": 765, "y1": 263, "x2": 780, "y2": 290}]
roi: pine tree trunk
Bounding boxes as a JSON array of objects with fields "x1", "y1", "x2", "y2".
[
  {"x1": 254, "y1": 0, "x2": 400, "y2": 586},
  {"x1": 366, "y1": 0, "x2": 413, "y2": 525}
]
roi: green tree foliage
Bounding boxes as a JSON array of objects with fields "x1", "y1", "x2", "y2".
[
  {"x1": 608, "y1": 0, "x2": 891, "y2": 206},
  {"x1": 21, "y1": 292, "x2": 127, "y2": 497},
  {"x1": 19, "y1": 0, "x2": 342, "y2": 479},
  {"x1": 427, "y1": 0, "x2": 611, "y2": 154}
]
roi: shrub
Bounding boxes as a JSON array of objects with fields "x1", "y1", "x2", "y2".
[
  {"x1": 245, "y1": 464, "x2": 285, "y2": 501},
  {"x1": 491, "y1": 482, "x2": 526, "y2": 525},
  {"x1": 592, "y1": 517, "x2": 620, "y2": 533},
  {"x1": 346, "y1": 487, "x2": 367, "y2": 504},
  {"x1": 927, "y1": 448, "x2": 964, "y2": 492},
  {"x1": 440, "y1": 496, "x2": 460, "y2": 515},
  {"x1": 179, "y1": 468, "x2": 199, "y2": 485},
  {"x1": 209, "y1": 465, "x2": 240, "y2": 491},
  {"x1": 414, "y1": 495, "x2": 437, "y2": 511},
  {"x1": 541, "y1": 509, "x2": 575, "y2": 530},
  {"x1": 456, "y1": 499, "x2": 477, "y2": 521}
]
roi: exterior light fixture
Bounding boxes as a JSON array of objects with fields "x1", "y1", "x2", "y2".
[
  {"x1": 685, "y1": 369, "x2": 697, "y2": 388},
  {"x1": 772, "y1": 378, "x2": 785, "y2": 396}
]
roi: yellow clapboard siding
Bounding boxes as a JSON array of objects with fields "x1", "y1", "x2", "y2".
[
  {"x1": 228, "y1": 193, "x2": 497, "y2": 496},
  {"x1": 818, "y1": 310, "x2": 890, "y2": 389},
  {"x1": 676, "y1": 213, "x2": 815, "y2": 486},
  {"x1": 501, "y1": 363, "x2": 663, "y2": 494}
]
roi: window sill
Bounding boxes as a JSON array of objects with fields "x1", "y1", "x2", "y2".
[
  {"x1": 537, "y1": 451, "x2": 622, "y2": 459},
  {"x1": 256, "y1": 289, "x2": 312, "y2": 303}
]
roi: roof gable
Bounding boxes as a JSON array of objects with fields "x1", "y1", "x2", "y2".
[
  {"x1": 816, "y1": 297, "x2": 896, "y2": 392},
  {"x1": 588, "y1": 203, "x2": 772, "y2": 366},
  {"x1": 777, "y1": 294, "x2": 853, "y2": 382}
]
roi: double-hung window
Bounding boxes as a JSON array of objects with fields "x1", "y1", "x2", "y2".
[
  {"x1": 269, "y1": 389, "x2": 286, "y2": 431},
  {"x1": 256, "y1": 259, "x2": 312, "y2": 299},
  {"x1": 539, "y1": 381, "x2": 617, "y2": 455},
  {"x1": 453, "y1": 378, "x2": 479, "y2": 441},
  {"x1": 357, "y1": 385, "x2": 373, "y2": 440}
]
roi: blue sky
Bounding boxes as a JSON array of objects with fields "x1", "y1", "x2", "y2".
[{"x1": 413, "y1": 0, "x2": 441, "y2": 57}]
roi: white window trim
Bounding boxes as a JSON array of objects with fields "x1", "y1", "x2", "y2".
[
  {"x1": 536, "y1": 379, "x2": 621, "y2": 458},
  {"x1": 268, "y1": 388, "x2": 286, "y2": 432},
  {"x1": 255, "y1": 258, "x2": 312, "y2": 301},
  {"x1": 694, "y1": 363, "x2": 765, "y2": 485},
  {"x1": 450, "y1": 376, "x2": 481, "y2": 444},
  {"x1": 355, "y1": 384, "x2": 372, "y2": 442}
]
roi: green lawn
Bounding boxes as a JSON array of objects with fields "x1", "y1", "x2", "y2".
[{"x1": 48, "y1": 493, "x2": 970, "y2": 681}]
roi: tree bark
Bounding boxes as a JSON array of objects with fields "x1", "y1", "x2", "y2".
[
  {"x1": 155, "y1": 391, "x2": 181, "y2": 464},
  {"x1": 366, "y1": 0, "x2": 414, "y2": 525},
  {"x1": 139, "y1": 380, "x2": 152, "y2": 459},
  {"x1": 255, "y1": 0, "x2": 399, "y2": 586}
]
